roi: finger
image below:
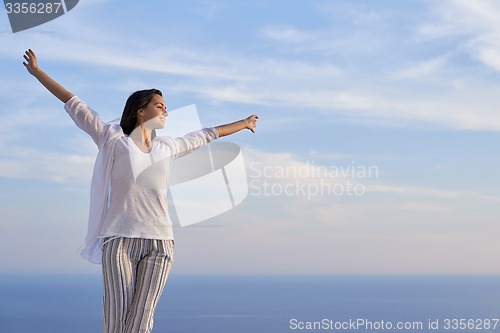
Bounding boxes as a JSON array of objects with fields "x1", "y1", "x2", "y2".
[
  {"x1": 23, "y1": 54, "x2": 29, "y2": 62},
  {"x1": 26, "y1": 50, "x2": 35, "y2": 62},
  {"x1": 22, "y1": 62, "x2": 27, "y2": 68}
]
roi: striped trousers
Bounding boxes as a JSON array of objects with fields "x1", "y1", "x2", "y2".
[{"x1": 102, "y1": 237, "x2": 174, "y2": 333}]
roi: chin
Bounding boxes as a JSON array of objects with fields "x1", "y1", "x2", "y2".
[{"x1": 145, "y1": 118, "x2": 166, "y2": 129}]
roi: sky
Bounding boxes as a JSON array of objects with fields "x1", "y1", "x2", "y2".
[{"x1": 0, "y1": 0, "x2": 500, "y2": 275}]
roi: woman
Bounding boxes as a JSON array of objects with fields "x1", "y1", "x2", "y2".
[{"x1": 23, "y1": 49, "x2": 258, "y2": 333}]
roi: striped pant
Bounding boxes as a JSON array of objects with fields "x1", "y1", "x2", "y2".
[{"x1": 102, "y1": 237, "x2": 174, "y2": 333}]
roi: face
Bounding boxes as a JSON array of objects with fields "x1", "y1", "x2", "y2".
[{"x1": 138, "y1": 94, "x2": 167, "y2": 129}]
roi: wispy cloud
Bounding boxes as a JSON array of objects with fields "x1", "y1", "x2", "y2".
[
  {"x1": 171, "y1": 146, "x2": 500, "y2": 274},
  {"x1": 5, "y1": 0, "x2": 500, "y2": 136},
  {"x1": 0, "y1": 144, "x2": 95, "y2": 183},
  {"x1": 244, "y1": 146, "x2": 500, "y2": 202},
  {"x1": 260, "y1": 25, "x2": 314, "y2": 43},
  {"x1": 420, "y1": 0, "x2": 500, "y2": 71},
  {"x1": 391, "y1": 54, "x2": 451, "y2": 79}
]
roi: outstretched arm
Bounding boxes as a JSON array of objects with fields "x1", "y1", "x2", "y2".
[
  {"x1": 23, "y1": 49, "x2": 74, "y2": 103},
  {"x1": 215, "y1": 115, "x2": 259, "y2": 137}
]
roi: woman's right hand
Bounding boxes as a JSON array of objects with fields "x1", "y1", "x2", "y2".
[
  {"x1": 23, "y1": 49, "x2": 40, "y2": 76},
  {"x1": 22, "y1": 49, "x2": 75, "y2": 103}
]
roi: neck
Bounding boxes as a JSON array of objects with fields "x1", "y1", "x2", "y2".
[{"x1": 130, "y1": 124, "x2": 152, "y2": 146}]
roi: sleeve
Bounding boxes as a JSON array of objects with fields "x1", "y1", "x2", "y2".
[
  {"x1": 168, "y1": 127, "x2": 219, "y2": 160},
  {"x1": 64, "y1": 96, "x2": 108, "y2": 146}
]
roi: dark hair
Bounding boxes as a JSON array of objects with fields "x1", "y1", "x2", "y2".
[{"x1": 120, "y1": 89, "x2": 163, "y2": 135}]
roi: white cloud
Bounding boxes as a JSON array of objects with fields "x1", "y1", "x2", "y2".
[
  {"x1": 368, "y1": 183, "x2": 500, "y2": 203},
  {"x1": 0, "y1": 145, "x2": 94, "y2": 183},
  {"x1": 5, "y1": 0, "x2": 500, "y2": 138},
  {"x1": 391, "y1": 54, "x2": 450, "y2": 79},
  {"x1": 171, "y1": 146, "x2": 500, "y2": 274},
  {"x1": 0, "y1": 27, "x2": 478, "y2": 132},
  {"x1": 260, "y1": 25, "x2": 314, "y2": 43},
  {"x1": 421, "y1": 0, "x2": 500, "y2": 72},
  {"x1": 1, "y1": 142, "x2": 499, "y2": 274},
  {"x1": 244, "y1": 146, "x2": 500, "y2": 202}
]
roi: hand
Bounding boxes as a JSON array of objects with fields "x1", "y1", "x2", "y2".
[
  {"x1": 23, "y1": 49, "x2": 40, "y2": 76},
  {"x1": 245, "y1": 114, "x2": 259, "y2": 133},
  {"x1": 22, "y1": 49, "x2": 74, "y2": 103},
  {"x1": 214, "y1": 114, "x2": 259, "y2": 137}
]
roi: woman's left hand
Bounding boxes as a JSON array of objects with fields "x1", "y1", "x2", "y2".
[{"x1": 245, "y1": 115, "x2": 259, "y2": 133}]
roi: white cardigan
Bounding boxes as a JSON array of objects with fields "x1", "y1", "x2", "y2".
[{"x1": 64, "y1": 96, "x2": 219, "y2": 264}]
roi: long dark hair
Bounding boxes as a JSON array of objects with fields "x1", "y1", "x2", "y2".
[{"x1": 120, "y1": 89, "x2": 163, "y2": 135}]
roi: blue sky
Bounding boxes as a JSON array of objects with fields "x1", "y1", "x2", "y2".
[{"x1": 1, "y1": 0, "x2": 500, "y2": 275}]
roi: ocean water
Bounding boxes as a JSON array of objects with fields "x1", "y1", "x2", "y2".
[{"x1": 0, "y1": 275, "x2": 499, "y2": 333}]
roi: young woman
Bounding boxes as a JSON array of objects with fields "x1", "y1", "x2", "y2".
[{"x1": 23, "y1": 49, "x2": 258, "y2": 333}]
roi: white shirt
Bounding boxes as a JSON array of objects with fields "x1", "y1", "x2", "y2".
[{"x1": 64, "y1": 96, "x2": 219, "y2": 263}]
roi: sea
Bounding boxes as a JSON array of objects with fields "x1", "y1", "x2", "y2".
[{"x1": 0, "y1": 274, "x2": 499, "y2": 333}]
